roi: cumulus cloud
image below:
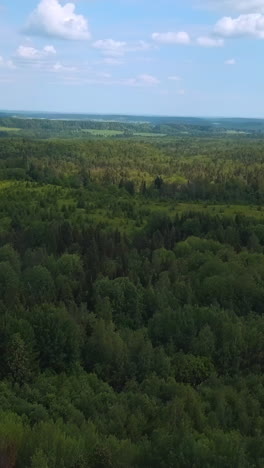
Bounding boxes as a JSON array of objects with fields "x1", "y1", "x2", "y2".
[
  {"x1": 196, "y1": 36, "x2": 224, "y2": 46},
  {"x1": 13, "y1": 44, "x2": 67, "y2": 73},
  {"x1": 152, "y1": 32, "x2": 223, "y2": 47},
  {"x1": 152, "y1": 31, "x2": 191, "y2": 44},
  {"x1": 24, "y1": 0, "x2": 91, "y2": 40},
  {"x1": 225, "y1": 58, "x2": 236, "y2": 64},
  {"x1": 215, "y1": 13, "x2": 264, "y2": 38},
  {"x1": 16, "y1": 45, "x2": 56, "y2": 59}
]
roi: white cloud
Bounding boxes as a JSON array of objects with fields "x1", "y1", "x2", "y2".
[
  {"x1": 17, "y1": 46, "x2": 40, "y2": 59},
  {"x1": 152, "y1": 31, "x2": 224, "y2": 47},
  {"x1": 168, "y1": 75, "x2": 182, "y2": 81},
  {"x1": 196, "y1": 36, "x2": 224, "y2": 46},
  {"x1": 138, "y1": 74, "x2": 160, "y2": 85},
  {"x1": 52, "y1": 61, "x2": 77, "y2": 72},
  {"x1": 16, "y1": 45, "x2": 56, "y2": 59},
  {"x1": 215, "y1": 13, "x2": 264, "y2": 38},
  {"x1": 177, "y1": 89, "x2": 186, "y2": 95},
  {"x1": 93, "y1": 39, "x2": 127, "y2": 57},
  {"x1": 152, "y1": 31, "x2": 191, "y2": 44},
  {"x1": 13, "y1": 45, "x2": 75, "y2": 74},
  {"x1": 43, "y1": 45, "x2": 57, "y2": 55},
  {"x1": 24, "y1": 0, "x2": 91, "y2": 41},
  {"x1": 225, "y1": 58, "x2": 236, "y2": 64},
  {"x1": 93, "y1": 39, "x2": 151, "y2": 57}
]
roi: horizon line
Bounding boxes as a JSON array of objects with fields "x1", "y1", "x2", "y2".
[{"x1": 1, "y1": 109, "x2": 264, "y2": 121}]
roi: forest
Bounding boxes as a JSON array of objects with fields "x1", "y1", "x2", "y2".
[
  {"x1": 0, "y1": 121, "x2": 264, "y2": 467},
  {"x1": 1, "y1": 113, "x2": 264, "y2": 139}
]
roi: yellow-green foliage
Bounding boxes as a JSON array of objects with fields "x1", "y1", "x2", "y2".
[{"x1": 0, "y1": 127, "x2": 20, "y2": 132}]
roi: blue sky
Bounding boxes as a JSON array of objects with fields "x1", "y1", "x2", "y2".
[{"x1": 0, "y1": 0, "x2": 264, "y2": 116}]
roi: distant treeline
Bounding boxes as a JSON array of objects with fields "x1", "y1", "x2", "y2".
[{"x1": 1, "y1": 115, "x2": 264, "y2": 139}]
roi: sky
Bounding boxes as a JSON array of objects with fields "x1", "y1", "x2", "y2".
[{"x1": 0, "y1": 0, "x2": 264, "y2": 117}]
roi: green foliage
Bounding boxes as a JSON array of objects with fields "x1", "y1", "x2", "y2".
[
  {"x1": 0, "y1": 412, "x2": 24, "y2": 468},
  {"x1": 31, "y1": 305, "x2": 80, "y2": 372},
  {"x1": 6, "y1": 333, "x2": 33, "y2": 384},
  {"x1": 30, "y1": 449, "x2": 49, "y2": 468},
  {"x1": 0, "y1": 261, "x2": 19, "y2": 306},
  {"x1": 23, "y1": 266, "x2": 55, "y2": 304},
  {"x1": 0, "y1": 133, "x2": 264, "y2": 466}
]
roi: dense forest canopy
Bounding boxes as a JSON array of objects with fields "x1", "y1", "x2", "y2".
[{"x1": 0, "y1": 119, "x2": 264, "y2": 467}]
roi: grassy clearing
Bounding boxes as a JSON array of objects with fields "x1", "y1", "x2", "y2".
[
  {"x1": 82, "y1": 129, "x2": 124, "y2": 136},
  {"x1": 0, "y1": 181, "x2": 16, "y2": 190},
  {"x1": 0, "y1": 127, "x2": 20, "y2": 132},
  {"x1": 165, "y1": 175, "x2": 188, "y2": 184},
  {"x1": 134, "y1": 132, "x2": 166, "y2": 137}
]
